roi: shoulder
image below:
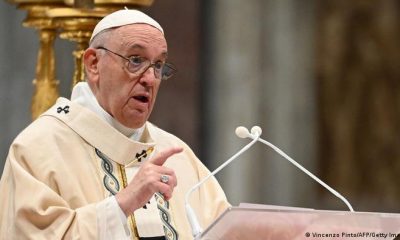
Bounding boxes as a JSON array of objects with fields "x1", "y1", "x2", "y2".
[
  {"x1": 146, "y1": 122, "x2": 189, "y2": 147},
  {"x1": 8, "y1": 99, "x2": 94, "y2": 177},
  {"x1": 11, "y1": 99, "x2": 86, "y2": 155},
  {"x1": 145, "y1": 122, "x2": 200, "y2": 160},
  {"x1": 146, "y1": 122, "x2": 202, "y2": 164},
  {"x1": 10, "y1": 118, "x2": 81, "y2": 172},
  {"x1": 14, "y1": 114, "x2": 69, "y2": 146}
]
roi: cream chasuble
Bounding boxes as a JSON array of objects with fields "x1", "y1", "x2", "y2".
[
  {"x1": 71, "y1": 82, "x2": 166, "y2": 238},
  {"x1": 0, "y1": 97, "x2": 230, "y2": 239}
]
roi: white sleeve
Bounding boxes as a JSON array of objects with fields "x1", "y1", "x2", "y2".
[{"x1": 96, "y1": 196, "x2": 131, "y2": 240}]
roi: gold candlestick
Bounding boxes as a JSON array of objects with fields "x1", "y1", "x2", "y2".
[{"x1": 15, "y1": 2, "x2": 66, "y2": 119}]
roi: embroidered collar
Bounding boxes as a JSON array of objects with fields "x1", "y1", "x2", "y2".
[{"x1": 42, "y1": 98, "x2": 155, "y2": 166}]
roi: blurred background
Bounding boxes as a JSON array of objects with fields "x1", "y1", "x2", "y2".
[{"x1": 1, "y1": 0, "x2": 399, "y2": 213}]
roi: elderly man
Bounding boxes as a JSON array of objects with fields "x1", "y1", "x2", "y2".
[{"x1": 0, "y1": 9, "x2": 229, "y2": 239}]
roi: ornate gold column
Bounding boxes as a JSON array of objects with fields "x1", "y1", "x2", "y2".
[
  {"x1": 32, "y1": 28, "x2": 58, "y2": 119},
  {"x1": 10, "y1": 2, "x2": 66, "y2": 119}
]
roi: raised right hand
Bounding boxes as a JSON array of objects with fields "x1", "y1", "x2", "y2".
[{"x1": 115, "y1": 147, "x2": 183, "y2": 216}]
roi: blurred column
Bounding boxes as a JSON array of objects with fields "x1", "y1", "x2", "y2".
[
  {"x1": 204, "y1": 0, "x2": 317, "y2": 207},
  {"x1": 316, "y1": 0, "x2": 400, "y2": 211},
  {"x1": 203, "y1": 0, "x2": 264, "y2": 204}
]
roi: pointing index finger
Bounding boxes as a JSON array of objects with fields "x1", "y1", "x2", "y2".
[{"x1": 149, "y1": 147, "x2": 183, "y2": 166}]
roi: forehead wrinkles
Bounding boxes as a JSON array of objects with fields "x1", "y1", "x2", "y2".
[{"x1": 114, "y1": 25, "x2": 167, "y2": 53}]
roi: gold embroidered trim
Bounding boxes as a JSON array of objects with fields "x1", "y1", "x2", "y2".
[
  {"x1": 117, "y1": 163, "x2": 139, "y2": 239},
  {"x1": 116, "y1": 147, "x2": 155, "y2": 239}
]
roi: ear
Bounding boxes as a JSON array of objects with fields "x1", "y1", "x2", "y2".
[{"x1": 83, "y1": 48, "x2": 100, "y2": 85}]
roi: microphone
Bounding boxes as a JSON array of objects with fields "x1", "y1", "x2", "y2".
[
  {"x1": 185, "y1": 126, "x2": 261, "y2": 238},
  {"x1": 240, "y1": 125, "x2": 355, "y2": 212},
  {"x1": 234, "y1": 126, "x2": 262, "y2": 138}
]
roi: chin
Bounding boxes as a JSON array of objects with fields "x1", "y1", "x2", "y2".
[
  {"x1": 121, "y1": 120, "x2": 144, "y2": 129},
  {"x1": 119, "y1": 107, "x2": 152, "y2": 128},
  {"x1": 123, "y1": 117, "x2": 147, "y2": 129}
]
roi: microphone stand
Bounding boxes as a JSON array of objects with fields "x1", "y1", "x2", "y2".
[
  {"x1": 184, "y1": 131, "x2": 260, "y2": 239},
  {"x1": 251, "y1": 135, "x2": 355, "y2": 212}
]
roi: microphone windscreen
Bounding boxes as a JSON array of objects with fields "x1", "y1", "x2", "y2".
[
  {"x1": 251, "y1": 126, "x2": 262, "y2": 136},
  {"x1": 235, "y1": 126, "x2": 250, "y2": 138}
]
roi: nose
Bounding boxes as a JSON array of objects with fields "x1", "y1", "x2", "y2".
[{"x1": 139, "y1": 66, "x2": 157, "y2": 86}]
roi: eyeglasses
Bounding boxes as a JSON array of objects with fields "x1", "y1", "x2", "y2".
[{"x1": 97, "y1": 46, "x2": 177, "y2": 81}]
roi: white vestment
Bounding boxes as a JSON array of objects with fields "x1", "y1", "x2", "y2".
[{"x1": 0, "y1": 97, "x2": 229, "y2": 239}]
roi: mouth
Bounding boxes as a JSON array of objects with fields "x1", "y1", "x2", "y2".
[{"x1": 132, "y1": 94, "x2": 150, "y2": 103}]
